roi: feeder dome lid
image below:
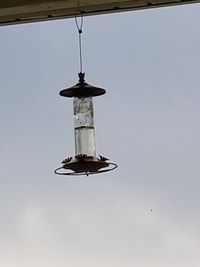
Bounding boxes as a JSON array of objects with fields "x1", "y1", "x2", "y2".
[{"x1": 60, "y1": 73, "x2": 106, "y2": 98}]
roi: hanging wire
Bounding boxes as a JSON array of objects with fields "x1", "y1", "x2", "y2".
[{"x1": 75, "y1": 1, "x2": 84, "y2": 74}]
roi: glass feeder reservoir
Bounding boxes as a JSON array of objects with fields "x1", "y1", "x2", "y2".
[
  {"x1": 74, "y1": 96, "x2": 96, "y2": 157},
  {"x1": 55, "y1": 73, "x2": 117, "y2": 176}
]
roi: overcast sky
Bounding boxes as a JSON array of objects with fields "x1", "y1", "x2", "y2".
[{"x1": 0, "y1": 3, "x2": 200, "y2": 267}]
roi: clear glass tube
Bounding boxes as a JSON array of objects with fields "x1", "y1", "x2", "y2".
[{"x1": 74, "y1": 97, "x2": 96, "y2": 157}]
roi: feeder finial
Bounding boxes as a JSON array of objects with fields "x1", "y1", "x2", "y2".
[{"x1": 78, "y1": 72, "x2": 85, "y2": 83}]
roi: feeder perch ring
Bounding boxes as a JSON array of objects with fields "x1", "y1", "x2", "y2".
[{"x1": 55, "y1": 156, "x2": 117, "y2": 176}]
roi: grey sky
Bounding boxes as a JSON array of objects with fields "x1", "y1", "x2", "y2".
[{"x1": 0, "y1": 3, "x2": 200, "y2": 267}]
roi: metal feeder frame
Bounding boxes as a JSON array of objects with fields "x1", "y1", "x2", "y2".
[{"x1": 55, "y1": 73, "x2": 117, "y2": 176}]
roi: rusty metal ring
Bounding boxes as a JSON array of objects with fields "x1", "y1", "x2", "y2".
[{"x1": 54, "y1": 162, "x2": 117, "y2": 176}]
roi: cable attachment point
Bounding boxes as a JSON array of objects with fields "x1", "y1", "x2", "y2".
[{"x1": 78, "y1": 72, "x2": 85, "y2": 83}]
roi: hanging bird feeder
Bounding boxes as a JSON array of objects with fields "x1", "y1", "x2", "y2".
[
  {"x1": 55, "y1": 72, "x2": 117, "y2": 176},
  {"x1": 55, "y1": 13, "x2": 117, "y2": 176}
]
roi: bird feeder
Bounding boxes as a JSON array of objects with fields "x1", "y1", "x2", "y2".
[{"x1": 55, "y1": 72, "x2": 117, "y2": 176}]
